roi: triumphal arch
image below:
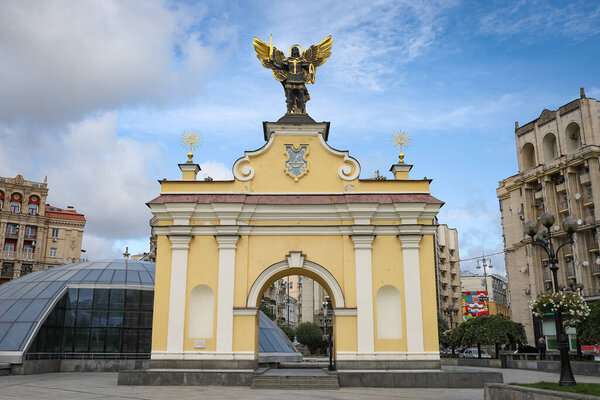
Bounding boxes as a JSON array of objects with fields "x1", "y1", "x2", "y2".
[{"x1": 146, "y1": 35, "x2": 443, "y2": 371}]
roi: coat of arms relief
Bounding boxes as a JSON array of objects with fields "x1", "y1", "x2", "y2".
[{"x1": 284, "y1": 145, "x2": 308, "y2": 181}]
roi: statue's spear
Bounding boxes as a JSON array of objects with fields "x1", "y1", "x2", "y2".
[{"x1": 269, "y1": 34, "x2": 273, "y2": 58}]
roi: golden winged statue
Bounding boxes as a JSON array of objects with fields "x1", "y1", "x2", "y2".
[{"x1": 253, "y1": 35, "x2": 332, "y2": 115}]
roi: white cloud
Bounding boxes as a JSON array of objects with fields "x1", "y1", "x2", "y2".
[
  {"x1": 0, "y1": 0, "x2": 215, "y2": 124},
  {"x1": 199, "y1": 161, "x2": 233, "y2": 181}
]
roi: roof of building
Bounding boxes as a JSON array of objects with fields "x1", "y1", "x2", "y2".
[
  {"x1": 45, "y1": 204, "x2": 86, "y2": 221},
  {"x1": 258, "y1": 311, "x2": 297, "y2": 354},
  {"x1": 0, "y1": 259, "x2": 154, "y2": 362}
]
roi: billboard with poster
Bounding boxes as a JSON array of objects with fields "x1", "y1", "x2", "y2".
[{"x1": 462, "y1": 291, "x2": 488, "y2": 319}]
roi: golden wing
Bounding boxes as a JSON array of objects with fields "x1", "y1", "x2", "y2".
[
  {"x1": 253, "y1": 36, "x2": 285, "y2": 70},
  {"x1": 303, "y1": 35, "x2": 332, "y2": 67}
]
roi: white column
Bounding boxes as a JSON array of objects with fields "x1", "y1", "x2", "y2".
[
  {"x1": 166, "y1": 235, "x2": 192, "y2": 353},
  {"x1": 399, "y1": 234, "x2": 424, "y2": 356},
  {"x1": 215, "y1": 235, "x2": 239, "y2": 354},
  {"x1": 351, "y1": 235, "x2": 375, "y2": 355}
]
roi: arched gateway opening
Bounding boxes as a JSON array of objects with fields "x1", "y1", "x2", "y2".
[{"x1": 249, "y1": 254, "x2": 343, "y2": 364}]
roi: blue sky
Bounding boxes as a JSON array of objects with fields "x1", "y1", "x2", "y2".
[{"x1": 1, "y1": 0, "x2": 599, "y2": 274}]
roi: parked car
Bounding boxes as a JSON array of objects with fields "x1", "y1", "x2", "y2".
[{"x1": 459, "y1": 347, "x2": 491, "y2": 359}]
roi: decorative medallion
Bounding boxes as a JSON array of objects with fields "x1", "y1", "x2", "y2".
[{"x1": 284, "y1": 145, "x2": 309, "y2": 181}]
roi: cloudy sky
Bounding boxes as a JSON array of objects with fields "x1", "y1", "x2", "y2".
[{"x1": 1, "y1": 0, "x2": 599, "y2": 274}]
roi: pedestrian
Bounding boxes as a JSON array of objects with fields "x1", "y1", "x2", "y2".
[{"x1": 538, "y1": 336, "x2": 546, "y2": 360}]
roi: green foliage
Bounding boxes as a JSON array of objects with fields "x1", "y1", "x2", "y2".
[
  {"x1": 446, "y1": 315, "x2": 526, "y2": 348},
  {"x1": 295, "y1": 322, "x2": 323, "y2": 347},
  {"x1": 513, "y1": 382, "x2": 600, "y2": 396},
  {"x1": 577, "y1": 301, "x2": 600, "y2": 344},
  {"x1": 437, "y1": 312, "x2": 449, "y2": 340},
  {"x1": 259, "y1": 303, "x2": 275, "y2": 320},
  {"x1": 279, "y1": 324, "x2": 295, "y2": 342}
]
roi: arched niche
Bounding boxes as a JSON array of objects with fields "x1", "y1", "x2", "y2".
[
  {"x1": 565, "y1": 122, "x2": 581, "y2": 151},
  {"x1": 542, "y1": 133, "x2": 558, "y2": 162},
  {"x1": 188, "y1": 285, "x2": 214, "y2": 338},
  {"x1": 520, "y1": 142, "x2": 536, "y2": 170},
  {"x1": 376, "y1": 285, "x2": 402, "y2": 339}
]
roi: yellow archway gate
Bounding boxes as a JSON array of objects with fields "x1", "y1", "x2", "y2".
[{"x1": 147, "y1": 121, "x2": 443, "y2": 369}]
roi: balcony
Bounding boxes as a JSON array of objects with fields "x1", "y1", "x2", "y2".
[
  {"x1": 2, "y1": 251, "x2": 16, "y2": 260},
  {"x1": 557, "y1": 199, "x2": 569, "y2": 213},
  {"x1": 587, "y1": 235, "x2": 599, "y2": 252},
  {"x1": 592, "y1": 262, "x2": 600, "y2": 277},
  {"x1": 534, "y1": 189, "x2": 544, "y2": 200},
  {"x1": 565, "y1": 263, "x2": 576, "y2": 279},
  {"x1": 555, "y1": 182, "x2": 566, "y2": 192},
  {"x1": 543, "y1": 267, "x2": 553, "y2": 283},
  {"x1": 22, "y1": 252, "x2": 35, "y2": 260}
]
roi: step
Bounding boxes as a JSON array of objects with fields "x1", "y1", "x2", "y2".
[
  {"x1": 278, "y1": 362, "x2": 329, "y2": 369},
  {"x1": 251, "y1": 369, "x2": 339, "y2": 389}
]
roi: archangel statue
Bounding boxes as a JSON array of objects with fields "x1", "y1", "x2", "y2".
[{"x1": 253, "y1": 35, "x2": 332, "y2": 115}]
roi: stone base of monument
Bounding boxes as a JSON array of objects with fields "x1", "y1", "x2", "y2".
[{"x1": 118, "y1": 365, "x2": 503, "y2": 388}]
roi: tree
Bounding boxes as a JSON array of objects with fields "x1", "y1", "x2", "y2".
[
  {"x1": 295, "y1": 322, "x2": 323, "y2": 349},
  {"x1": 438, "y1": 312, "x2": 449, "y2": 340},
  {"x1": 279, "y1": 324, "x2": 295, "y2": 342},
  {"x1": 259, "y1": 303, "x2": 275, "y2": 320},
  {"x1": 452, "y1": 315, "x2": 526, "y2": 358},
  {"x1": 577, "y1": 302, "x2": 600, "y2": 345}
]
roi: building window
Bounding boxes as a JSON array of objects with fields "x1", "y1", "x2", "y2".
[
  {"x1": 51, "y1": 228, "x2": 59, "y2": 239},
  {"x1": 28, "y1": 204, "x2": 38, "y2": 215},
  {"x1": 49, "y1": 248, "x2": 57, "y2": 258},
  {"x1": 0, "y1": 198, "x2": 3, "y2": 210},
  {"x1": 1, "y1": 263, "x2": 14, "y2": 279},
  {"x1": 10, "y1": 201, "x2": 20, "y2": 213},
  {"x1": 20, "y1": 264, "x2": 33, "y2": 276},
  {"x1": 25, "y1": 225, "x2": 36, "y2": 239},
  {"x1": 4, "y1": 243, "x2": 15, "y2": 253},
  {"x1": 6, "y1": 224, "x2": 18, "y2": 236},
  {"x1": 28, "y1": 288, "x2": 154, "y2": 355}
]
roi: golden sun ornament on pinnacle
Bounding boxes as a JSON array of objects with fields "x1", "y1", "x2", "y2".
[
  {"x1": 180, "y1": 130, "x2": 202, "y2": 162},
  {"x1": 392, "y1": 131, "x2": 411, "y2": 163}
]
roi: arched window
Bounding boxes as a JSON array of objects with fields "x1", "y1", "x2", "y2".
[
  {"x1": 542, "y1": 133, "x2": 558, "y2": 161},
  {"x1": 0, "y1": 191, "x2": 4, "y2": 210},
  {"x1": 28, "y1": 204, "x2": 38, "y2": 215},
  {"x1": 188, "y1": 285, "x2": 214, "y2": 338},
  {"x1": 520, "y1": 142, "x2": 536, "y2": 170},
  {"x1": 376, "y1": 285, "x2": 402, "y2": 339},
  {"x1": 10, "y1": 201, "x2": 20, "y2": 213},
  {"x1": 565, "y1": 122, "x2": 581, "y2": 151}
]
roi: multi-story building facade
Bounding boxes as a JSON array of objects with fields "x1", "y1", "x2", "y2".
[
  {"x1": 288, "y1": 275, "x2": 327, "y2": 324},
  {"x1": 0, "y1": 174, "x2": 86, "y2": 282},
  {"x1": 435, "y1": 224, "x2": 462, "y2": 328},
  {"x1": 497, "y1": 89, "x2": 600, "y2": 344},
  {"x1": 461, "y1": 272, "x2": 509, "y2": 317}
]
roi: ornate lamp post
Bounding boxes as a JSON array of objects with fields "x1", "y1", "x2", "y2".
[
  {"x1": 476, "y1": 257, "x2": 493, "y2": 306},
  {"x1": 523, "y1": 212, "x2": 578, "y2": 386},
  {"x1": 322, "y1": 298, "x2": 335, "y2": 371},
  {"x1": 443, "y1": 307, "x2": 458, "y2": 356}
]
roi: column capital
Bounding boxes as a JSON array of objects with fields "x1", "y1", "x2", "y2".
[
  {"x1": 351, "y1": 234, "x2": 375, "y2": 249},
  {"x1": 168, "y1": 235, "x2": 192, "y2": 250},
  {"x1": 214, "y1": 234, "x2": 239, "y2": 249},
  {"x1": 398, "y1": 234, "x2": 422, "y2": 249}
]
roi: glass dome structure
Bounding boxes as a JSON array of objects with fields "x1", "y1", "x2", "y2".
[
  {"x1": 0, "y1": 259, "x2": 154, "y2": 363},
  {"x1": 0, "y1": 259, "x2": 300, "y2": 365}
]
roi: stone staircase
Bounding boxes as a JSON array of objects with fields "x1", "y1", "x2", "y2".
[{"x1": 251, "y1": 367, "x2": 339, "y2": 389}]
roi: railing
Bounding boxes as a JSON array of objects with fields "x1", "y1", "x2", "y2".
[
  {"x1": 557, "y1": 199, "x2": 569, "y2": 211},
  {"x1": 543, "y1": 267, "x2": 553, "y2": 282},
  {"x1": 2, "y1": 251, "x2": 16, "y2": 259},
  {"x1": 26, "y1": 352, "x2": 150, "y2": 360},
  {"x1": 565, "y1": 263, "x2": 576, "y2": 278},
  {"x1": 22, "y1": 252, "x2": 35, "y2": 260}
]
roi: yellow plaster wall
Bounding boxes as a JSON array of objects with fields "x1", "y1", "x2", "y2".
[
  {"x1": 371, "y1": 235, "x2": 407, "y2": 352},
  {"x1": 419, "y1": 234, "x2": 439, "y2": 351},
  {"x1": 334, "y1": 315, "x2": 357, "y2": 352},
  {"x1": 233, "y1": 314, "x2": 258, "y2": 353},
  {"x1": 183, "y1": 235, "x2": 220, "y2": 351},
  {"x1": 151, "y1": 235, "x2": 172, "y2": 351}
]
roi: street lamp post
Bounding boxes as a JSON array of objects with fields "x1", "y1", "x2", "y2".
[
  {"x1": 476, "y1": 257, "x2": 493, "y2": 306},
  {"x1": 443, "y1": 307, "x2": 457, "y2": 356},
  {"x1": 523, "y1": 212, "x2": 578, "y2": 386},
  {"x1": 322, "y1": 298, "x2": 335, "y2": 371}
]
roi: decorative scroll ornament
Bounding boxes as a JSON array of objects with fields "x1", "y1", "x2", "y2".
[
  {"x1": 284, "y1": 145, "x2": 309, "y2": 181},
  {"x1": 180, "y1": 130, "x2": 202, "y2": 162}
]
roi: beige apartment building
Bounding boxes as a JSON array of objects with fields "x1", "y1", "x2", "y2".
[
  {"x1": 497, "y1": 89, "x2": 600, "y2": 344},
  {"x1": 288, "y1": 275, "x2": 327, "y2": 324},
  {"x1": 0, "y1": 174, "x2": 86, "y2": 282},
  {"x1": 435, "y1": 224, "x2": 462, "y2": 328}
]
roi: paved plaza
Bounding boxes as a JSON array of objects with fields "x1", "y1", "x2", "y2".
[{"x1": 1, "y1": 367, "x2": 600, "y2": 400}]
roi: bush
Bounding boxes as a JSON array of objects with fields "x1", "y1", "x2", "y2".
[
  {"x1": 295, "y1": 322, "x2": 323, "y2": 348},
  {"x1": 577, "y1": 302, "x2": 600, "y2": 345},
  {"x1": 279, "y1": 325, "x2": 295, "y2": 342}
]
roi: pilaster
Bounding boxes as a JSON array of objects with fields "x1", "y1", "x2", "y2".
[
  {"x1": 215, "y1": 235, "x2": 240, "y2": 354},
  {"x1": 398, "y1": 234, "x2": 424, "y2": 357},
  {"x1": 351, "y1": 234, "x2": 375, "y2": 355},
  {"x1": 166, "y1": 235, "x2": 192, "y2": 353}
]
